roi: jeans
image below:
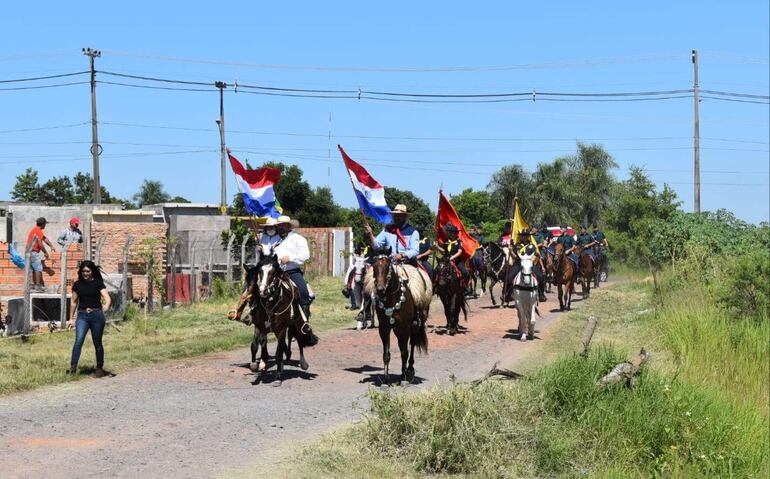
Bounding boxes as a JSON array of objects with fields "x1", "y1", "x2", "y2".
[
  {"x1": 29, "y1": 251, "x2": 43, "y2": 272},
  {"x1": 70, "y1": 310, "x2": 106, "y2": 368},
  {"x1": 286, "y1": 269, "x2": 310, "y2": 306}
]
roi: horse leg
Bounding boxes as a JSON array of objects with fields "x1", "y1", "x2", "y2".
[
  {"x1": 397, "y1": 333, "x2": 409, "y2": 384},
  {"x1": 284, "y1": 328, "x2": 293, "y2": 361},
  {"x1": 528, "y1": 292, "x2": 537, "y2": 339},
  {"x1": 515, "y1": 293, "x2": 527, "y2": 342},
  {"x1": 557, "y1": 283, "x2": 565, "y2": 311},
  {"x1": 567, "y1": 280, "x2": 573, "y2": 310},
  {"x1": 250, "y1": 327, "x2": 259, "y2": 372},
  {"x1": 379, "y1": 322, "x2": 391, "y2": 385},
  {"x1": 273, "y1": 329, "x2": 286, "y2": 386},
  {"x1": 296, "y1": 326, "x2": 309, "y2": 371},
  {"x1": 489, "y1": 279, "x2": 497, "y2": 306},
  {"x1": 406, "y1": 334, "x2": 416, "y2": 383}
]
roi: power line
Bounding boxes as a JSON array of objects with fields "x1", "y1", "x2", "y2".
[
  {"x1": 0, "y1": 71, "x2": 89, "y2": 83},
  {"x1": 0, "y1": 121, "x2": 90, "y2": 134},
  {"x1": 700, "y1": 95, "x2": 770, "y2": 105},
  {"x1": 0, "y1": 81, "x2": 89, "y2": 91}
]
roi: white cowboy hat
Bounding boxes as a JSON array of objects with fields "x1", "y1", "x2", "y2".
[
  {"x1": 392, "y1": 204, "x2": 408, "y2": 215},
  {"x1": 263, "y1": 217, "x2": 278, "y2": 227},
  {"x1": 276, "y1": 215, "x2": 300, "y2": 228}
]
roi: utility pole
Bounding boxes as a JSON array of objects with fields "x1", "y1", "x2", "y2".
[
  {"x1": 692, "y1": 49, "x2": 701, "y2": 214},
  {"x1": 215, "y1": 81, "x2": 227, "y2": 214},
  {"x1": 83, "y1": 47, "x2": 102, "y2": 204}
]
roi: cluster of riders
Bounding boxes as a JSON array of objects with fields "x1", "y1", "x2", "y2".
[{"x1": 227, "y1": 205, "x2": 608, "y2": 386}]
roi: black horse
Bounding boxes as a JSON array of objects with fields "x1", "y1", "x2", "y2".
[
  {"x1": 482, "y1": 242, "x2": 511, "y2": 307},
  {"x1": 434, "y1": 254, "x2": 468, "y2": 335}
]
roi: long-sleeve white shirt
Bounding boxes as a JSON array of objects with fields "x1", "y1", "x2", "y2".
[{"x1": 273, "y1": 231, "x2": 310, "y2": 271}]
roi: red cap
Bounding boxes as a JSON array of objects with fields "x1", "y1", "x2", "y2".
[{"x1": 69, "y1": 217, "x2": 80, "y2": 226}]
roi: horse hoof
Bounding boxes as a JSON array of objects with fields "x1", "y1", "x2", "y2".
[
  {"x1": 520, "y1": 335, "x2": 527, "y2": 342},
  {"x1": 356, "y1": 321, "x2": 363, "y2": 331},
  {"x1": 258, "y1": 360, "x2": 268, "y2": 372},
  {"x1": 448, "y1": 328, "x2": 456, "y2": 336},
  {"x1": 272, "y1": 380, "x2": 282, "y2": 387},
  {"x1": 249, "y1": 362, "x2": 258, "y2": 372},
  {"x1": 405, "y1": 369, "x2": 415, "y2": 382},
  {"x1": 300, "y1": 358, "x2": 309, "y2": 371}
]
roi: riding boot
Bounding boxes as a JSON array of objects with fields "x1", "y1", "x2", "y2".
[{"x1": 300, "y1": 305, "x2": 319, "y2": 347}]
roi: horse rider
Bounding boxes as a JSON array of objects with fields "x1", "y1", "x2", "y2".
[
  {"x1": 439, "y1": 223, "x2": 470, "y2": 291},
  {"x1": 364, "y1": 203, "x2": 420, "y2": 265},
  {"x1": 272, "y1": 215, "x2": 319, "y2": 346},
  {"x1": 470, "y1": 224, "x2": 485, "y2": 276},
  {"x1": 343, "y1": 242, "x2": 369, "y2": 309},
  {"x1": 415, "y1": 226, "x2": 434, "y2": 277},
  {"x1": 499, "y1": 221, "x2": 512, "y2": 246},
  {"x1": 534, "y1": 223, "x2": 553, "y2": 252},
  {"x1": 508, "y1": 229, "x2": 546, "y2": 302},
  {"x1": 557, "y1": 224, "x2": 580, "y2": 278},
  {"x1": 592, "y1": 223, "x2": 609, "y2": 273},
  {"x1": 575, "y1": 224, "x2": 599, "y2": 281}
]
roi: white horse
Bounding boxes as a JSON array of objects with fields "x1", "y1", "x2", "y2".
[{"x1": 513, "y1": 251, "x2": 539, "y2": 341}]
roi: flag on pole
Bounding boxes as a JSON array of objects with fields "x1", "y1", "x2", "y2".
[
  {"x1": 512, "y1": 198, "x2": 538, "y2": 252},
  {"x1": 435, "y1": 190, "x2": 479, "y2": 259},
  {"x1": 339, "y1": 145, "x2": 393, "y2": 224},
  {"x1": 228, "y1": 151, "x2": 281, "y2": 218}
]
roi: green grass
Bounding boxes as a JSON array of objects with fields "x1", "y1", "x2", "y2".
[
  {"x1": 0, "y1": 275, "x2": 352, "y2": 395},
  {"x1": 278, "y1": 272, "x2": 769, "y2": 478}
]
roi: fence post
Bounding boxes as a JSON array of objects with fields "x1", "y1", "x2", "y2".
[
  {"x1": 93, "y1": 235, "x2": 107, "y2": 266},
  {"x1": 190, "y1": 239, "x2": 198, "y2": 304},
  {"x1": 120, "y1": 236, "x2": 133, "y2": 315},
  {"x1": 207, "y1": 241, "x2": 215, "y2": 299},
  {"x1": 146, "y1": 254, "x2": 154, "y2": 313},
  {"x1": 239, "y1": 236, "x2": 247, "y2": 284},
  {"x1": 21, "y1": 236, "x2": 38, "y2": 334},
  {"x1": 169, "y1": 240, "x2": 178, "y2": 308},
  {"x1": 226, "y1": 232, "x2": 235, "y2": 283},
  {"x1": 59, "y1": 238, "x2": 74, "y2": 329}
]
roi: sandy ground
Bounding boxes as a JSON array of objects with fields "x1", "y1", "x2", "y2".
[{"x1": 0, "y1": 283, "x2": 596, "y2": 479}]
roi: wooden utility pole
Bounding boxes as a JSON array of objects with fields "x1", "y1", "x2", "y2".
[
  {"x1": 692, "y1": 49, "x2": 701, "y2": 214},
  {"x1": 83, "y1": 47, "x2": 102, "y2": 204},
  {"x1": 215, "y1": 81, "x2": 227, "y2": 215}
]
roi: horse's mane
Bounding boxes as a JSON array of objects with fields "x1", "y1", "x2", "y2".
[{"x1": 363, "y1": 262, "x2": 432, "y2": 310}]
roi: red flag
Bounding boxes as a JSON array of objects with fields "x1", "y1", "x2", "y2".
[{"x1": 434, "y1": 190, "x2": 479, "y2": 259}]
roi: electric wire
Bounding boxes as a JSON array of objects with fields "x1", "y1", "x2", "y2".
[{"x1": 0, "y1": 71, "x2": 89, "y2": 83}]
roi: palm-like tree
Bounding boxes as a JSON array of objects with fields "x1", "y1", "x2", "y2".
[
  {"x1": 532, "y1": 158, "x2": 573, "y2": 226},
  {"x1": 133, "y1": 179, "x2": 170, "y2": 207}
]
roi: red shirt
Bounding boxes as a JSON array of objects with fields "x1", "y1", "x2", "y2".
[{"x1": 27, "y1": 226, "x2": 45, "y2": 252}]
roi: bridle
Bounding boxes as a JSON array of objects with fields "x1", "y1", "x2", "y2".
[
  {"x1": 373, "y1": 254, "x2": 406, "y2": 324},
  {"x1": 257, "y1": 260, "x2": 295, "y2": 320}
]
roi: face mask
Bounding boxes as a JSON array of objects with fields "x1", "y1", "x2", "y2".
[{"x1": 266, "y1": 228, "x2": 276, "y2": 236}]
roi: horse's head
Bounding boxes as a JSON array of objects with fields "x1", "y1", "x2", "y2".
[
  {"x1": 516, "y1": 248, "x2": 537, "y2": 288},
  {"x1": 257, "y1": 253, "x2": 281, "y2": 298},
  {"x1": 371, "y1": 246, "x2": 393, "y2": 297},
  {"x1": 435, "y1": 255, "x2": 453, "y2": 287},
  {"x1": 554, "y1": 242, "x2": 565, "y2": 258}
]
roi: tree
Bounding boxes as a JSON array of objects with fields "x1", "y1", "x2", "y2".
[
  {"x1": 133, "y1": 179, "x2": 170, "y2": 207},
  {"x1": 169, "y1": 196, "x2": 190, "y2": 203},
  {"x1": 384, "y1": 187, "x2": 434, "y2": 232},
  {"x1": 295, "y1": 186, "x2": 341, "y2": 227},
  {"x1": 38, "y1": 176, "x2": 74, "y2": 205},
  {"x1": 566, "y1": 143, "x2": 618, "y2": 226},
  {"x1": 531, "y1": 158, "x2": 574, "y2": 226},
  {"x1": 73, "y1": 172, "x2": 114, "y2": 204},
  {"x1": 449, "y1": 188, "x2": 500, "y2": 227},
  {"x1": 11, "y1": 168, "x2": 41, "y2": 202},
  {"x1": 487, "y1": 164, "x2": 535, "y2": 218},
  {"x1": 264, "y1": 161, "x2": 311, "y2": 216}
]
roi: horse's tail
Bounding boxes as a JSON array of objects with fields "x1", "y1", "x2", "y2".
[{"x1": 413, "y1": 318, "x2": 429, "y2": 355}]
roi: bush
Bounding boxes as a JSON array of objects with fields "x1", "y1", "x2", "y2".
[
  {"x1": 211, "y1": 277, "x2": 240, "y2": 300},
  {"x1": 714, "y1": 250, "x2": 769, "y2": 322}
]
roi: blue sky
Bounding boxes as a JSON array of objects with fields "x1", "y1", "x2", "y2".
[{"x1": 1, "y1": 1, "x2": 768, "y2": 222}]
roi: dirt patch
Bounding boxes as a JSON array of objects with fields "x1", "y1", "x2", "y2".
[{"x1": 0, "y1": 283, "x2": 603, "y2": 479}]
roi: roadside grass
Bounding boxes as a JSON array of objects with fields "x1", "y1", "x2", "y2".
[
  {"x1": 280, "y1": 273, "x2": 769, "y2": 478},
  {"x1": 0, "y1": 275, "x2": 352, "y2": 395}
]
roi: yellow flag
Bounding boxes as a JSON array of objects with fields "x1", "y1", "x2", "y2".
[{"x1": 511, "y1": 198, "x2": 539, "y2": 254}]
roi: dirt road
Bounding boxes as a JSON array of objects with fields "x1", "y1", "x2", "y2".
[{"x1": 1, "y1": 287, "x2": 591, "y2": 478}]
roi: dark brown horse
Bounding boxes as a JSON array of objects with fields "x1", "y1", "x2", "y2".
[
  {"x1": 253, "y1": 254, "x2": 313, "y2": 386},
  {"x1": 371, "y1": 247, "x2": 429, "y2": 384},
  {"x1": 553, "y1": 242, "x2": 576, "y2": 311},
  {"x1": 482, "y1": 242, "x2": 511, "y2": 307},
  {"x1": 434, "y1": 254, "x2": 468, "y2": 335},
  {"x1": 592, "y1": 244, "x2": 607, "y2": 287},
  {"x1": 576, "y1": 246, "x2": 594, "y2": 299}
]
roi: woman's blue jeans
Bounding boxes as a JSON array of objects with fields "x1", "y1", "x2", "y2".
[{"x1": 70, "y1": 310, "x2": 106, "y2": 368}]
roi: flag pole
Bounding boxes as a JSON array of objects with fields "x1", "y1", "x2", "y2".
[{"x1": 338, "y1": 145, "x2": 374, "y2": 241}]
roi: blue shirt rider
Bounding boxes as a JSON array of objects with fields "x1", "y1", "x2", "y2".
[
  {"x1": 557, "y1": 224, "x2": 579, "y2": 266},
  {"x1": 365, "y1": 204, "x2": 420, "y2": 264}
]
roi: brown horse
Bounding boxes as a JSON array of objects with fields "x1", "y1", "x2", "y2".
[
  {"x1": 577, "y1": 246, "x2": 594, "y2": 299},
  {"x1": 434, "y1": 254, "x2": 468, "y2": 335},
  {"x1": 370, "y1": 247, "x2": 429, "y2": 384},
  {"x1": 253, "y1": 254, "x2": 313, "y2": 386},
  {"x1": 542, "y1": 247, "x2": 555, "y2": 293},
  {"x1": 553, "y1": 242, "x2": 576, "y2": 311}
]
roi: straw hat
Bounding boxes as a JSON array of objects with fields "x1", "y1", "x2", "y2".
[
  {"x1": 263, "y1": 217, "x2": 278, "y2": 227},
  {"x1": 276, "y1": 215, "x2": 300, "y2": 228},
  {"x1": 392, "y1": 204, "x2": 408, "y2": 215}
]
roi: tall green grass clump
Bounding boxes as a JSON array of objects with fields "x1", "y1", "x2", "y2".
[{"x1": 357, "y1": 347, "x2": 768, "y2": 478}]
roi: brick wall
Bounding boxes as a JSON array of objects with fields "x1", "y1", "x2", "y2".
[
  {"x1": 0, "y1": 240, "x2": 85, "y2": 297},
  {"x1": 90, "y1": 222, "x2": 168, "y2": 299}
]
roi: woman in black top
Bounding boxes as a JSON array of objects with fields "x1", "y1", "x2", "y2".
[{"x1": 68, "y1": 260, "x2": 111, "y2": 377}]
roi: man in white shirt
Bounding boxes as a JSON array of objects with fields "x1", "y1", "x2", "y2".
[{"x1": 273, "y1": 215, "x2": 318, "y2": 346}]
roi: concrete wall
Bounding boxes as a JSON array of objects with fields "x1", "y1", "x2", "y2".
[{"x1": 170, "y1": 215, "x2": 230, "y2": 267}]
